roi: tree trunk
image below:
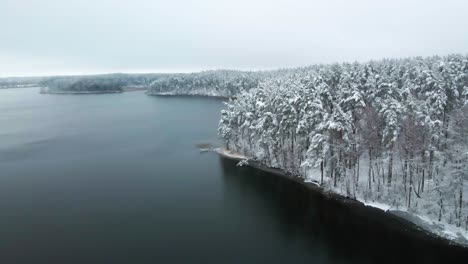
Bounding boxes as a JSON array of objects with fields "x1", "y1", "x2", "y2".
[
  {"x1": 291, "y1": 134, "x2": 295, "y2": 168},
  {"x1": 334, "y1": 166, "x2": 337, "y2": 187},
  {"x1": 320, "y1": 161, "x2": 324, "y2": 185},
  {"x1": 357, "y1": 156, "x2": 360, "y2": 183},
  {"x1": 421, "y1": 169, "x2": 425, "y2": 193},
  {"x1": 368, "y1": 149, "x2": 372, "y2": 190},
  {"x1": 439, "y1": 197, "x2": 443, "y2": 222},
  {"x1": 429, "y1": 150, "x2": 434, "y2": 180},
  {"x1": 459, "y1": 186, "x2": 463, "y2": 227},
  {"x1": 404, "y1": 159, "x2": 408, "y2": 193},
  {"x1": 408, "y1": 154, "x2": 414, "y2": 209},
  {"x1": 388, "y1": 143, "x2": 394, "y2": 186}
]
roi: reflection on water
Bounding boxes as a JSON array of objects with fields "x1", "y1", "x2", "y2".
[{"x1": 219, "y1": 158, "x2": 468, "y2": 264}]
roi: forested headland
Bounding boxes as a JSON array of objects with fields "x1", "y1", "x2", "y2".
[
  {"x1": 218, "y1": 54, "x2": 468, "y2": 243},
  {"x1": 146, "y1": 70, "x2": 269, "y2": 98}
]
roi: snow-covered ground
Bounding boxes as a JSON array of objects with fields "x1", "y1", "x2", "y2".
[{"x1": 215, "y1": 148, "x2": 248, "y2": 160}]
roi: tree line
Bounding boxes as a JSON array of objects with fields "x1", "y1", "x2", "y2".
[
  {"x1": 0, "y1": 76, "x2": 45, "y2": 88},
  {"x1": 219, "y1": 54, "x2": 468, "y2": 233},
  {"x1": 39, "y1": 73, "x2": 164, "y2": 93},
  {"x1": 146, "y1": 70, "x2": 271, "y2": 97}
]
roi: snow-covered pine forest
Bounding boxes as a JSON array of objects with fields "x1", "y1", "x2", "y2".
[
  {"x1": 146, "y1": 70, "x2": 268, "y2": 98},
  {"x1": 218, "y1": 54, "x2": 468, "y2": 240}
]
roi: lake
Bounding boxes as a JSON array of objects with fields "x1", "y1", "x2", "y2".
[{"x1": 0, "y1": 88, "x2": 467, "y2": 263}]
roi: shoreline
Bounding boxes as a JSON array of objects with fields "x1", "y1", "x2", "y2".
[
  {"x1": 40, "y1": 90, "x2": 123, "y2": 94},
  {"x1": 146, "y1": 92, "x2": 235, "y2": 100},
  {"x1": 122, "y1": 87, "x2": 147, "y2": 92},
  {"x1": 0, "y1": 85, "x2": 37, "y2": 89},
  {"x1": 214, "y1": 147, "x2": 468, "y2": 250}
]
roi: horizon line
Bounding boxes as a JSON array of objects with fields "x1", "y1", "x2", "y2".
[{"x1": 2, "y1": 52, "x2": 467, "y2": 79}]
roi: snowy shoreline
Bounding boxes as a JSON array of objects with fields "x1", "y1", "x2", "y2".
[
  {"x1": 40, "y1": 90, "x2": 123, "y2": 94},
  {"x1": 214, "y1": 147, "x2": 468, "y2": 249},
  {"x1": 146, "y1": 92, "x2": 233, "y2": 100}
]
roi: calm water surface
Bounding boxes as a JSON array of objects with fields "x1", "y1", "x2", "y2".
[{"x1": 0, "y1": 88, "x2": 467, "y2": 263}]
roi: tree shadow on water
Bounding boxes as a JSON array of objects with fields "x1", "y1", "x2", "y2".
[{"x1": 219, "y1": 157, "x2": 468, "y2": 264}]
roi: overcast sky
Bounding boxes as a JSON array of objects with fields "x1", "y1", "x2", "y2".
[{"x1": 1, "y1": 0, "x2": 468, "y2": 77}]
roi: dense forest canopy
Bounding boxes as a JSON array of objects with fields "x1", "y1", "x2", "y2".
[
  {"x1": 147, "y1": 70, "x2": 273, "y2": 97},
  {"x1": 219, "y1": 54, "x2": 468, "y2": 239}
]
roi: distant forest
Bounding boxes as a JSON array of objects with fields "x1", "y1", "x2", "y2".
[
  {"x1": 146, "y1": 70, "x2": 271, "y2": 97},
  {"x1": 33, "y1": 70, "x2": 272, "y2": 95},
  {"x1": 2, "y1": 69, "x2": 272, "y2": 95},
  {"x1": 38, "y1": 74, "x2": 165, "y2": 93},
  {"x1": 0, "y1": 76, "x2": 45, "y2": 88}
]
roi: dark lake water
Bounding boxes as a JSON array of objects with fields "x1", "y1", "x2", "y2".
[{"x1": 0, "y1": 88, "x2": 467, "y2": 263}]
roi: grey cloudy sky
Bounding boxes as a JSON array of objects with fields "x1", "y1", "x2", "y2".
[{"x1": 1, "y1": 0, "x2": 468, "y2": 77}]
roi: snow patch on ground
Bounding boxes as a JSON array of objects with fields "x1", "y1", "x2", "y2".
[
  {"x1": 214, "y1": 148, "x2": 248, "y2": 160},
  {"x1": 364, "y1": 201, "x2": 393, "y2": 211},
  {"x1": 414, "y1": 214, "x2": 468, "y2": 243}
]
